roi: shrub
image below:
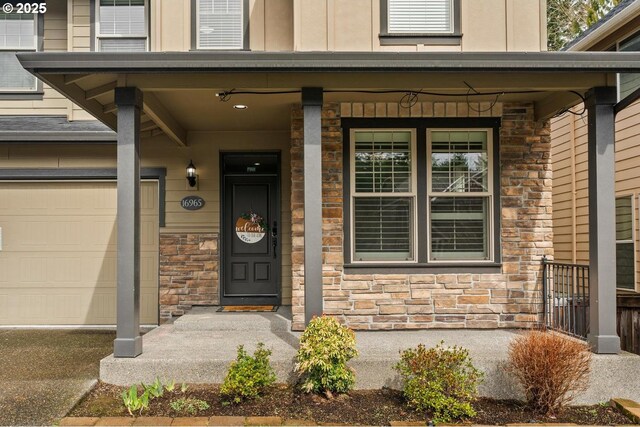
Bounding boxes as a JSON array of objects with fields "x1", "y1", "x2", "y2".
[
  {"x1": 170, "y1": 397, "x2": 210, "y2": 415},
  {"x1": 121, "y1": 385, "x2": 150, "y2": 416},
  {"x1": 507, "y1": 330, "x2": 591, "y2": 415},
  {"x1": 295, "y1": 315, "x2": 358, "y2": 398},
  {"x1": 220, "y1": 342, "x2": 276, "y2": 404},
  {"x1": 394, "y1": 341, "x2": 483, "y2": 424}
]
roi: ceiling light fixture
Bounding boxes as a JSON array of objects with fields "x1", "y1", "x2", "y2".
[{"x1": 233, "y1": 104, "x2": 248, "y2": 110}]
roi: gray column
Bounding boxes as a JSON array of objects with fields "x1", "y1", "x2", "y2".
[
  {"x1": 302, "y1": 87, "x2": 324, "y2": 325},
  {"x1": 586, "y1": 86, "x2": 621, "y2": 354},
  {"x1": 114, "y1": 87, "x2": 143, "y2": 358}
]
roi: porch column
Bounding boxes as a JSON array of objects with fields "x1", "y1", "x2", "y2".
[
  {"x1": 114, "y1": 87, "x2": 143, "y2": 358},
  {"x1": 586, "y1": 86, "x2": 621, "y2": 354},
  {"x1": 302, "y1": 87, "x2": 324, "y2": 324}
]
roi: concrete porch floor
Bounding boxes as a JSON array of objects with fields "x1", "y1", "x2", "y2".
[{"x1": 100, "y1": 307, "x2": 640, "y2": 404}]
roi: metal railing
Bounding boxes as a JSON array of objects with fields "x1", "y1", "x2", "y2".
[{"x1": 542, "y1": 256, "x2": 590, "y2": 339}]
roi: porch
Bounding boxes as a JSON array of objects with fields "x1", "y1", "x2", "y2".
[{"x1": 100, "y1": 306, "x2": 640, "y2": 404}]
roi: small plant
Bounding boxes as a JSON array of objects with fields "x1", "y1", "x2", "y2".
[
  {"x1": 143, "y1": 377, "x2": 164, "y2": 399},
  {"x1": 170, "y1": 397, "x2": 210, "y2": 415},
  {"x1": 220, "y1": 342, "x2": 276, "y2": 404},
  {"x1": 295, "y1": 315, "x2": 358, "y2": 398},
  {"x1": 394, "y1": 341, "x2": 483, "y2": 424},
  {"x1": 180, "y1": 382, "x2": 189, "y2": 393},
  {"x1": 507, "y1": 330, "x2": 591, "y2": 415},
  {"x1": 164, "y1": 379, "x2": 176, "y2": 392},
  {"x1": 121, "y1": 385, "x2": 150, "y2": 416}
]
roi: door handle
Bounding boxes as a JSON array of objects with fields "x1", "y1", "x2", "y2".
[{"x1": 272, "y1": 221, "x2": 278, "y2": 259}]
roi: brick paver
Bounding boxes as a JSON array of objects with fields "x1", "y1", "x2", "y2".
[
  {"x1": 283, "y1": 419, "x2": 316, "y2": 426},
  {"x1": 245, "y1": 416, "x2": 283, "y2": 426},
  {"x1": 94, "y1": 417, "x2": 135, "y2": 426},
  {"x1": 208, "y1": 415, "x2": 246, "y2": 426},
  {"x1": 132, "y1": 416, "x2": 174, "y2": 426},
  {"x1": 59, "y1": 417, "x2": 101, "y2": 426},
  {"x1": 170, "y1": 417, "x2": 209, "y2": 426}
]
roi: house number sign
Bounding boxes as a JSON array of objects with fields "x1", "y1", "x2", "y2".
[{"x1": 181, "y1": 196, "x2": 205, "y2": 211}]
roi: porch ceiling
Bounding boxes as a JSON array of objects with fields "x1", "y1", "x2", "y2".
[{"x1": 17, "y1": 51, "x2": 640, "y2": 145}]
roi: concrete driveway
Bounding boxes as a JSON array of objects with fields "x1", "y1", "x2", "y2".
[{"x1": 0, "y1": 329, "x2": 115, "y2": 426}]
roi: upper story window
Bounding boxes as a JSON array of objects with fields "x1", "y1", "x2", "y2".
[
  {"x1": 618, "y1": 31, "x2": 640, "y2": 101},
  {"x1": 96, "y1": 0, "x2": 148, "y2": 52},
  {"x1": 0, "y1": 12, "x2": 39, "y2": 94},
  {"x1": 195, "y1": 0, "x2": 248, "y2": 50},
  {"x1": 380, "y1": 0, "x2": 461, "y2": 46}
]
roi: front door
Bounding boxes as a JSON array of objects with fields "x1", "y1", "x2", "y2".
[{"x1": 221, "y1": 153, "x2": 280, "y2": 305}]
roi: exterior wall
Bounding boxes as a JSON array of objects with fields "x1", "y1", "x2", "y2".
[
  {"x1": 0, "y1": 129, "x2": 293, "y2": 311},
  {"x1": 290, "y1": 101, "x2": 552, "y2": 330},
  {"x1": 294, "y1": 0, "x2": 547, "y2": 52},
  {"x1": 160, "y1": 233, "x2": 218, "y2": 318},
  {"x1": 551, "y1": 100, "x2": 640, "y2": 291}
]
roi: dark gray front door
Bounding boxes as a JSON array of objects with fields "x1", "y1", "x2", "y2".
[{"x1": 222, "y1": 154, "x2": 280, "y2": 305}]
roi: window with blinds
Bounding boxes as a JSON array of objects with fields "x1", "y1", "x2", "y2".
[
  {"x1": 429, "y1": 130, "x2": 491, "y2": 261},
  {"x1": 387, "y1": 0, "x2": 454, "y2": 34},
  {"x1": 616, "y1": 196, "x2": 635, "y2": 290},
  {"x1": 197, "y1": 0, "x2": 244, "y2": 50},
  {"x1": 97, "y1": 0, "x2": 148, "y2": 52},
  {"x1": 0, "y1": 13, "x2": 37, "y2": 92},
  {"x1": 352, "y1": 130, "x2": 415, "y2": 262}
]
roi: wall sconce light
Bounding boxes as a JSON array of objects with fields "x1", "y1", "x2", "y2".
[{"x1": 186, "y1": 160, "x2": 197, "y2": 188}]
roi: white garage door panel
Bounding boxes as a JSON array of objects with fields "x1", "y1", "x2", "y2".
[{"x1": 0, "y1": 182, "x2": 159, "y2": 325}]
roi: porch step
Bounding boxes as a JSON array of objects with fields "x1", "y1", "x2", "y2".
[{"x1": 172, "y1": 306, "x2": 292, "y2": 332}]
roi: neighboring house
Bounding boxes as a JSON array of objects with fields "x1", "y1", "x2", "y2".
[
  {"x1": 0, "y1": 0, "x2": 638, "y2": 356},
  {"x1": 551, "y1": 0, "x2": 640, "y2": 293}
]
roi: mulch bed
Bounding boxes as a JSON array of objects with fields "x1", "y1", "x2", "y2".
[{"x1": 68, "y1": 382, "x2": 634, "y2": 425}]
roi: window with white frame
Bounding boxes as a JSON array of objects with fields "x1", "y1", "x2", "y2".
[
  {"x1": 351, "y1": 130, "x2": 416, "y2": 262},
  {"x1": 197, "y1": 0, "x2": 245, "y2": 50},
  {"x1": 429, "y1": 130, "x2": 492, "y2": 261},
  {"x1": 96, "y1": 0, "x2": 148, "y2": 52},
  {"x1": 349, "y1": 126, "x2": 494, "y2": 264},
  {"x1": 0, "y1": 12, "x2": 37, "y2": 92},
  {"x1": 616, "y1": 196, "x2": 636, "y2": 291},
  {"x1": 386, "y1": 0, "x2": 454, "y2": 34}
]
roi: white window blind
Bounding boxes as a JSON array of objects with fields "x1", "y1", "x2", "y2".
[
  {"x1": 352, "y1": 130, "x2": 415, "y2": 262},
  {"x1": 0, "y1": 13, "x2": 36, "y2": 92},
  {"x1": 388, "y1": 0, "x2": 453, "y2": 34},
  {"x1": 198, "y1": 0, "x2": 243, "y2": 50},
  {"x1": 616, "y1": 196, "x2": 635, "y2": 290},
  {"x1": 97, "y1": 0, "x2": 147, "y2": 52}
]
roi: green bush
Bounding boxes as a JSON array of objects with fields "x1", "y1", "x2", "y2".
[
  {"x1": 295, "y1": 315, "x2": 358, "y2": 397},
  {"x1": 220, "y1": 342, "x2": 276, "y2": 404},
  {"x1": 394, "y1": 341, "x2": 483, "y2": 424},
  {"x1": 170, "y1": 397, "x2": 210, "y2": 415}
]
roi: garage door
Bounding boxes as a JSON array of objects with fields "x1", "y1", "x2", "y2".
[{"x1": 0, "y1": 181, "x2": 159, "y2": 325}]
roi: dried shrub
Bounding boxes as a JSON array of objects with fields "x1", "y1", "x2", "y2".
[
  {"x1": 507, "y1": 330, "x2": 591, "y2": 415},
  {"x1": 295, "y1": 315, "x2": 358, "y2": 398},
  {"x1": 394, "y1": 341, "x2": 483, "y2": 424}
]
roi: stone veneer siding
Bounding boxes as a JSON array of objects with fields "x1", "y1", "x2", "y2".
[
  {"x1": 159, "y1": 233, "x2": 219, "y2": 319},
  {"x1": 290, "y1": 101, "x2": 552, "y2": 331}
]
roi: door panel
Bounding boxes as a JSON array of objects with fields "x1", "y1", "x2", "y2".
[{"x1": 222, "y1": 155, "x2": 280, "y2": 305}]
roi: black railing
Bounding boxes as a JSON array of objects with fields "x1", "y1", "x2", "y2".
[{"x1": 542, "y1": 256, "x2": 590, "y2": 339}]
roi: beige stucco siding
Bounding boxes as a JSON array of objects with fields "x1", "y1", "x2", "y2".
[
  {"x1": 551, "y1": 100, "x2": 640, "y2": 291},
  {"x1": 294, "y1": 0, "x2": 546, "y2": 52}
]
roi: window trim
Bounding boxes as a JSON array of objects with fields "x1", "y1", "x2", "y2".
[
  {"x1": 91, "y1": 0, "x2": 150, "y2": 52},
  {"x1": 350, "y1": 128, "x2": 419, "y2": 264},
  {"x1": 191, "y1": 0, "x2": 250, "y2": 51},
  {"x1": 379, "y1": 0, "x2": 462, "y2": 46},
  {"x1": 0, "y1": 12, "x2": 43, "y2": 98},
  {"x1": 615, "y1": 29, "x2": 640, "y2": 103},
  {"x1": 426, "y1": 128, "x2": 494, "y2": 263},
  {"x1": 615, "y1": 194, "x2": 638, "y2": 293},
  {"x1": 342, "y1": 118, "x2": 501, "y2": 270}
]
